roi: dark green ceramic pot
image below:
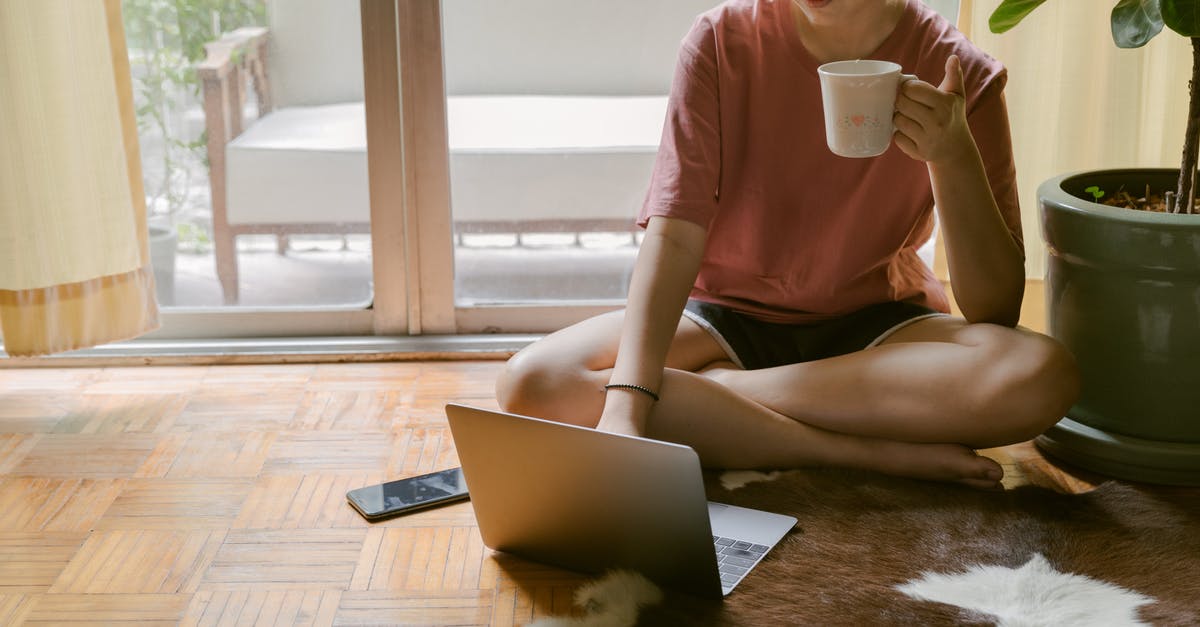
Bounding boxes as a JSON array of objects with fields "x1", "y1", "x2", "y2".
[{"x1": 1037, "y1": 169, "x2": 1200, "y2": 485}]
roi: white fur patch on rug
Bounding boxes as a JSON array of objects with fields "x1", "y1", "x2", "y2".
[
  {"x1": 896, "y1": 553, "x2": 1155, "y2": 627},
  {"x1": 528, "y1": 471, "x2": 1197, "y2": 625},
  {"x1": 526, "y1": 569, "x2": 662, "y2": 627}
]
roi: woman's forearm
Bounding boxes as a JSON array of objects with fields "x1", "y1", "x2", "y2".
[
  {"x1": 929, "y1": 143, "x2": 1025, "y2": 326},
  {"x1": 599, "y1": 216, "x2": 707, "y2": 434}
]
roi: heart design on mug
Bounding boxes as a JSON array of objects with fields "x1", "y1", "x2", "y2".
[{"x1": 851, "y1": 115, "x2": 865, "y2": 127}]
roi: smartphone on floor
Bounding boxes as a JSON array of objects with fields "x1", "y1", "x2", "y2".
[{"x1": 347, "y1": 467, "x2": 470, "y2": 521}]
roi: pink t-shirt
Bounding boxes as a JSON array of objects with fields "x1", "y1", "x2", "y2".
[{"x1": 639, "y1": 0, "x2": 1022, "y2": 324}]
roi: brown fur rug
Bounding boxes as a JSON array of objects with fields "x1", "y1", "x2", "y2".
[{"x1": 612, "y1": 469, "x2": 1200, "y2": 626}]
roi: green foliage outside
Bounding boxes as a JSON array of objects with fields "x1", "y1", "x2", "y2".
[{"x1": 123, "y1": 0, "x2": 266, "y2": 251}]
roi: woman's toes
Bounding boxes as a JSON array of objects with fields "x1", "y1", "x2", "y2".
[
  {"x1": 974, "y1": 457, "x2": 1003, "y2": 481},
  {"x1": 958, "y1": 476, "x2": 1005, "y2": 490},
  {"x1": 955, "y1": 453, "x2": 1003, "y2": 489}
]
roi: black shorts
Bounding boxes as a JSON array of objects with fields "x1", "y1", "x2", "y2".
[{"x1": 683, "y1": 299, "x2": 944, "y2": 371}]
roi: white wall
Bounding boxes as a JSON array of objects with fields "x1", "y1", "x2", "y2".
[
  {"x1": 441, "y1": 0, "x2": 722, "y2": 96},
  {"x1": 442, "y1": 0, "x2": 959, "y2": 96},
  {"x1": 266, "y1": 0, "x2": 960, "y2": 102},
  {"x1": 268, "y1": 0, "x2": 365, "y2": 107}
]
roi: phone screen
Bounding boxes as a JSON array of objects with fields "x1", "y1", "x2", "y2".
[{"x1": 347, "y1": 467, "x2": 469, "y2": 520}]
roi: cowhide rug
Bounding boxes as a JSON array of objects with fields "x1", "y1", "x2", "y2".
[{"x1": 534, "y1": 469, "x2": 1200, "y2": 626}]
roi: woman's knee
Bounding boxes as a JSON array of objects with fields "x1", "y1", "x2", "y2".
[
  {"x1": 495, "y1": 312, "x2": 623, "y2": 423},
  {"x1": 975, "y1": 327, "x2": 1080, "y2": 441},
  {"x1": 495, "y1": 344, "x2": 597, "y2": 421},
  {"x1": 496, "y1": 348, "x2": 551, "y2": 415},
  {"x1": 1023, "y1": 333, "x2": 1081, "y2": 431}
]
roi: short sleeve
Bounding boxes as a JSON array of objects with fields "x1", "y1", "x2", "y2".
[{"x1": 638, "y1": 19, "x2": 723, "y2": 230}]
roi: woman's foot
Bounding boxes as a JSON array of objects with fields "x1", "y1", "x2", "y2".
[{"x1": 851, "y1": 438, "x2": 1004, "y2": 489}]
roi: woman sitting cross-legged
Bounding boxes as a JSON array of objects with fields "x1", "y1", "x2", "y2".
[{"x1": 495, "y1": 0, "x2": 1080, "y2": 490}]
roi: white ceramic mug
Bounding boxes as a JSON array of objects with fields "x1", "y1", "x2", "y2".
[{"x1": 817, "y1": 59, "x2": 916, "y2": 158}]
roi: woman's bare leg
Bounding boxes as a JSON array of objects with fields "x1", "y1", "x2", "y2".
[
  {"x1": 647, "y1": 367, "x2": 1004, "y2": 489},
  {"x1": 699, "y1": 316, "x2": 1080, "y2": 448},
  {"x1": 497, "y1": 310, "x2": 1013, "y2": 488}
]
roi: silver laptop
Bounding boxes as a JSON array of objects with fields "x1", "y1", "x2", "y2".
[{"x1": 445, "y1": 403, "x2": 797, "y2": 598}]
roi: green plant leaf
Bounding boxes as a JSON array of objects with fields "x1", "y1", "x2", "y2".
[
  {"x1": 1112, "y1": 0, "x2": 1165, "y2": 48},
  {"x1": 988, "y1": 0, "x2": 1049, "y2": 33},
  {"x1": 1162, "y1": 0, "x2": 1200, "y2": 36}
]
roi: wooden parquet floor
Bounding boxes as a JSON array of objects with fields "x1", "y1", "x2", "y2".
[{"x1": 0, "y1": 359, "x2": 1100, "y2": 625}]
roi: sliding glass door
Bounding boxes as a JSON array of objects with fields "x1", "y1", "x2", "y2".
[
  {"x1": 126, "y1": 0, "x2": 377, "y2": 315},
  {"x1": 438, "y1": 0, "x2": 722, "y2": 333},
  {"x1": 122, "y1": 0, "x2": 727, "y2": 340}
]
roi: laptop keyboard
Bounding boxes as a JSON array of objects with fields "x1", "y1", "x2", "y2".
[{"x1": 713, "y1": 535, "x2": 769, "y2": 588}]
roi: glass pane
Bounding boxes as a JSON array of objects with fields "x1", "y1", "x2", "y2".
[
  {"x1": 124, "y1": 0, "x2": 372, "y2": 308},
  {"x1": 441, "y1": 1, "x2": 719, "y2": 306}
]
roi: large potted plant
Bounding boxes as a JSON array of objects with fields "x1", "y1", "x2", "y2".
[{"x1": 990, "y1": 1, "x2": 1200, "y2": 484}]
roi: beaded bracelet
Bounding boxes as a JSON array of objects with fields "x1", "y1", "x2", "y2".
[{"x1": 603, "y1": 383, "x2": 660, "y2": 402}]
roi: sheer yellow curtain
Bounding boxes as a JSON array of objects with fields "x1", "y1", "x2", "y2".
[
  {"x1": 960, "y1": 0, "x2": 1193, "y2": 278},
  {"x1": 0, "y1": 0, "x2": 159, "y2": 357}
]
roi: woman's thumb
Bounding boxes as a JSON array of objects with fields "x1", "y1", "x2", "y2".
[{"x1": 939, "y1": 55, "x2": 964, "y2": 96}]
